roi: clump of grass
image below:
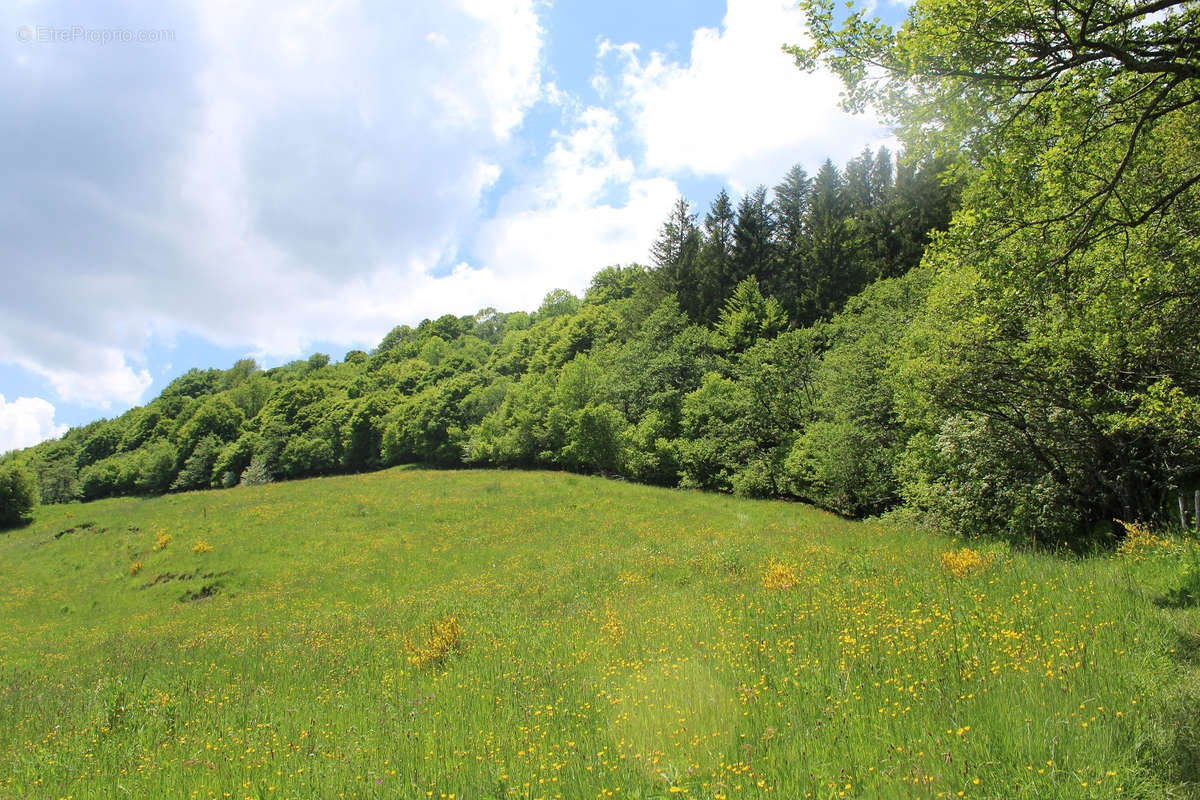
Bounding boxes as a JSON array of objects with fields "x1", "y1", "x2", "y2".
[
  {"x1": 761, "y1": 560, "x2": 799, "y2": 590},
  {"x1": 152, "y1": 532, "x2": 171, "y2": 552},
  {"x1": 941, "y1": 546, "x2": 993, "y2": 578},
  {"x1": 1182, "y1": 540, "x2": 1200, "y2": 595},
  {"x1": 128, "y1": 561, "x2": 143, "y2": 576},
  {"x1": 1160, "y1": 537, "x2": 1200, "y2": 608},
  {"x1": 406, "y1": 616, "x2": 463, "y2": 669},
  {"x1": 191, "y1": 541, "x2": 212, "y2": 554}
]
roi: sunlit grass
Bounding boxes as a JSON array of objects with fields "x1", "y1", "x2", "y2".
[{"x1": 0, "y1": 467, "x2": 1196, "y2": 798}]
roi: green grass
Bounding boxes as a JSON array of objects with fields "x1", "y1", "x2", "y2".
[{"x1": 1, "y1": 467, "x2": 1197, "y2": 799}]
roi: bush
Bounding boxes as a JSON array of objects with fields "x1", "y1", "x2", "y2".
[
  {"x1": 786, "y1": 420, "x2": 895, "y2": 515},
  {"x1": 134, "y1": 441, "x2": 177, "y2": 495},
  {"x1": 676, "y1": 373, "x2": 754, "y2": 492},
  {"x1": 212, "y1": 433, "x2": 260, "y2": 487},
  {"x1": 172, "y1": 435, "x2": 223, "y2": 492},
  {"x1": 79, "y1": 453, "x2": 139, "y2": 501},
  {"x1": 278, "y1": 436, "x2": 337, "y2": 478},
  {"x1": 0, "y1": 463, "x2": 39, "y2": 527},
  {"x1": 37, "y1": 458, "x2": 80, "y2": 504},
  {"x1": 898, "y1": 414, "x2": 1083, "y2": 547},
  {"x1": 730, "y1": 455, "x2": 783, "y2": 499},
  {"x1": 239, "y1": 455, "x2": 273, "y2": 486},
  {"x1": 621, "y1": 410, "x2": 679, "y2": 485},
  {"x1": 561, "y1": 403, "x2": 627, "y2": 473}
]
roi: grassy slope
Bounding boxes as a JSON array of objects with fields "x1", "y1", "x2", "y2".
[{"x1": 0, "y1": 468, "x2": 1196, "y2": 799}]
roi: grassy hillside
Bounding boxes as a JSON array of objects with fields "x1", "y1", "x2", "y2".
[{"x1": 1, "y1": 469, "x2": 1197, "y2": 799}]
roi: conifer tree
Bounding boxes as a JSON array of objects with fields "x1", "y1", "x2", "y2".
[
  {"x1": 695, "y1": 189, "x2": 736, "y2": 322},
  {"x1": 650, "y1": 197, "x2": 702, "y2": 317},
  {"x1": 731, "y1": 186, "x2": 774, "y2": 294}
]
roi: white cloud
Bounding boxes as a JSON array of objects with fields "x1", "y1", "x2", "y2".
[
  {"x1": 607, "y1": 0, "x2": 893, "y2": 191},
  {"x1": 461, "y1": 0, "x2": 546, "y2": 139},
  {"x1": 0, "y1": 394, "x2": 68, "y2": 454},
  {"x1": 33, "y1": 352, "x2": 152, "y2": 410},
  {"x1": 471, "y1": 106, "x2": 679, "y2": 304},
  {"x1": 0, "y1": 0, "x2": 546, "y2": 405},
  {"x1": 0, "y1": 322, "x2": 152, "y2": 410},
  {"x1": 273, "y1": 105, "x2": 679, "y2": 323}
]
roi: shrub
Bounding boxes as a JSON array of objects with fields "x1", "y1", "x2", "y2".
[
  {"x1": 1115, "y1": 520, "x2": 1176, "y2": 561},
  {"x1": 621, "y1": 411, "x2": 680, "y2": 486},
  {"x1": 172, "y1": 435, "x2": 222, "y2": 492},
  {"x1": 277, "y1": 436, "x2": 337, "y2": 478},
  {"x1": 134, "y1": 441, "x2": 177, "y2": 495},
  {"x1": 212, "y1": 433, "x2": 260, "y2": 488},
  {"x1": 786, "y1": 420, "x2": 896, "y2": 515},
  {"x1": 35, "y1": 452, "x2": 80, "y2": 504},
  {"x1": 762, "y1": 561, "x2": 799, "y2": 591},
  {"x1": 941, "y1": 547, "x2": 994, "y2": 578},
  {"x1": 561, "y1": 403, "x2": 627, "y2": 474},
  {"x1": 240, "y1": 455, "x2": 273, "y2": 487},
  {"x1": 78, "y1": 453, "x2": 139, "y2": 501},
  {"x1": 731, "y1": 455, "x2": 785, "y2": 499},
  {"x1": 0, "y1": 463, "x2": 38, "y2": 527},
  {"x1": 406, "y1": 616, "x2": 463, "y2": 669},
  {"x1": 899, "y1": 414, "x2": 1083, "y2": 547}
]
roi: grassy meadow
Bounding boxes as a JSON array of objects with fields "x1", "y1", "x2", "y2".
[{"x1": 1, "y1": 468, "x2": 1198, "y2": 799}]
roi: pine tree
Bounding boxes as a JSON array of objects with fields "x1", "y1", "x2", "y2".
[
  {"x1": 731, "y1": 186, "x2": 774, "y2": 292},
  {"x1": 770, "y1": 164, "x2": 811, "y2": 322},
  {"x1": 882, "y1": 155, "x2": 958, "y2": 279},
  {"x1": 695, "y1": 189, "x2": 736, "y2": 322},
  {"x1": 843, "y1": 147, "x2": 878, "y2": 214},
  {"x1": 650, "y1": 197, "x2": 702, "y2": 317},
  {"x1": 855, "y1": 147, "x2": 897, "y2": 280},
  {"x1": 806, "y1": 159, "x2": 858, "y2": 322}
]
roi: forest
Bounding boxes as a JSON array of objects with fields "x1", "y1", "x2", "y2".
[{"x1": 3, "y1": 0, "x2": 1198, "y2": 549}]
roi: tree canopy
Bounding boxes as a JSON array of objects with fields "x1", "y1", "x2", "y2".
[{"x1": 792, "y1": 0, "x2": 1200, "y2": 539}]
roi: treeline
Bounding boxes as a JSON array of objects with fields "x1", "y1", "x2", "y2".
[
  {"x1": 3, "y1": 260, "x2": 928, "y2": 518},
  {"x1": 3, "y1": 136, "x2": 1197, "y2": 547},
  {"x1": 653, "y1": 148, "x2": 953, "y2": 327}
]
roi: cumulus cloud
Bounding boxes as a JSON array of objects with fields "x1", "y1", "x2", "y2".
[
  {"x1": 0, "y1": 395, "x2": 68, "y2": 454},
  {"x1": 471, "y1": 107, "x2": 679, "y2": 305},
  {"x1": 604, "y1": 0, "x2": 893, "y2": 191},
  {"x1": 1, "y1": 0, "x2": 545, "y2": 404},
  {"x1": 22, "y1": 349, "x2": 151, "y2": 411}
]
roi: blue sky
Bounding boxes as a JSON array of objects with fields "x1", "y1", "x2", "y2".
[{"x1": 0, "y1": 0, "x2": 906, "y2": 452}]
